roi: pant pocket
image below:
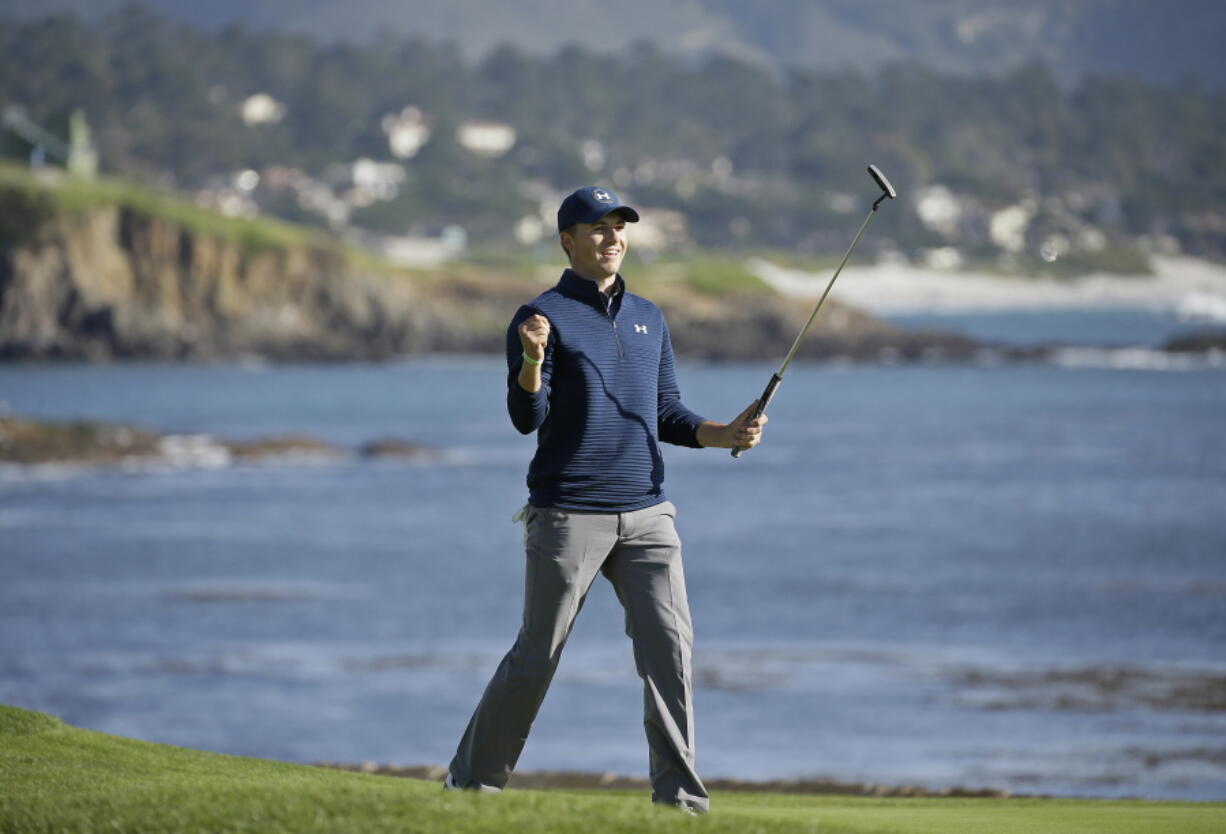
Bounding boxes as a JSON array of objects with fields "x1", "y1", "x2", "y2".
[{"x1": 514, "y1": 504, "x2": 540, "y2": 548}]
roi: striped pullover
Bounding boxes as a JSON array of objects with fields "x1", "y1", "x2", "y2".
[{"x1": 507, "y1": 269, "x2": 707, "y2": 512}]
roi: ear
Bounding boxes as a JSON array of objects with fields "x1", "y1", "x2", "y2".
[{"x1": 559, "y1": 229, "x2": 573, "y2": 259}]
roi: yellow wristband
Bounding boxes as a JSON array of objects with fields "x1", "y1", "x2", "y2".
[{"x1": 522, "y1": 352, "x2": 542, "y2": 367}]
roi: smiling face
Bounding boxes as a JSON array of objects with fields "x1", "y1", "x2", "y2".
[{"x1": 560, "y1": 211, "x2": 630, "y2": 285}]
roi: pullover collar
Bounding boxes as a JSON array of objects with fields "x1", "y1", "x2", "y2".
[{"x1": 557, "y1": 269, "x2": 625, "y2": 315}]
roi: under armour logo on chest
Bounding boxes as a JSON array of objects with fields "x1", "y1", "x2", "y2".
[{"x1": 634, "y1": 324, "x2": 649, "y2": 334}]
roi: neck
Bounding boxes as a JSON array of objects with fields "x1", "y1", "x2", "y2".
[{"x1": 569, "y1": 267, "x2": 618, "y2": 294}]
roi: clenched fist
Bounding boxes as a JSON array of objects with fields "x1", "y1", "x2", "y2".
[{"x1": 519, "y1": 313, "x2": 551, "y2": 362}]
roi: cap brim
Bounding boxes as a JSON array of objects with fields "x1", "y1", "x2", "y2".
[{"x1": 607, "y1": 206, "x2": 639, "y2": 223}]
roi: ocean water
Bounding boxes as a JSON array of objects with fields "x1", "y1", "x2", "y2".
[
  {"x1": 2, "y1": 347, "x2": 1225, "y2": 800},
  {"x1": 884, "y1": 307, "x2": 1210, "y2": 347}
]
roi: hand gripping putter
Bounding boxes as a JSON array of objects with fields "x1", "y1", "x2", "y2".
[{"x1": 732, "y1": 164, "x2": 897, "y2": 458}]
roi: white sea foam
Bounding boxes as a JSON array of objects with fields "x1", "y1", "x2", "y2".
[
  {"x1": 1176, "y1": 292, "x2": 1226, "y2": 323},
  {"x1": 1052, "y1": 347, "x2": 1226, "y2": 371},
  {"x1": 166, "y1": 579, "x2": 367, "y2": 603},
  {"x1": 0, "y1": 460, "x2": 101, "y2": 481},
  {"x1": 154, "y1": 434, "x2": 233, "y2": 469}
]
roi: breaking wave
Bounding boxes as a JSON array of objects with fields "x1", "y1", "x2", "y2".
[{"x1": 1052, "y1": 347, "x2": 1226, "y2": 371}]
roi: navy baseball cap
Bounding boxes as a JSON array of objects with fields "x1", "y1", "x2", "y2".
[{"x1": 557, "y1": 186, "x2": 640, "y2": 232}]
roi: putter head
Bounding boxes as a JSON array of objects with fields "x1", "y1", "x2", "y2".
[{"x1": 868, "y1": 164, "x2": 897, "y2": 199}]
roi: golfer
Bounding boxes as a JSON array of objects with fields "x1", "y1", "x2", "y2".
[{"x1": 445, "y1": 186, "x2": 765, "y2": 814}]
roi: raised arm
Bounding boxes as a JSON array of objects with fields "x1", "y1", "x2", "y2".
[{"x1": 506, "y1": 306, "x2": 552, "y2": 434}]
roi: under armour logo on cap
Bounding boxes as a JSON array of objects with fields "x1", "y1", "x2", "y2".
[{"x1": 592, "y1": 189, "x2": 612, "y2": 203}]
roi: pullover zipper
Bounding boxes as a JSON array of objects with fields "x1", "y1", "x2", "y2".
[{"x1": 603, "y1": 293, "x2": 624, "y2": 357}]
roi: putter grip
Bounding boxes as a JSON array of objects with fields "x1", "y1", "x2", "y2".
[{"x1": 731, "y1": 373, "x2": 783, "y2": 459}]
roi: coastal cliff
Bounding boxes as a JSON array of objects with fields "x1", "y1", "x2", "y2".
[
  {"x1": 0, "y1": 171, "x2": 511, "y2": 360},
  {"x1": 0, "y1": 169, "x2": 975, "y2": 363}
]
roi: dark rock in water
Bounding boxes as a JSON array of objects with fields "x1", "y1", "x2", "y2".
[
  {"x1": 359, "y1": 438, "x2": 438, "y2": 460},
  {"x1": 0, "y1": 414, "x2": 161, "y2": 464},
  {"x1": 1163, "y1": 329, "x2": 1226, "y2": 353},
  {"x1": 224, "y1": 434, "x2": 343, "y2": 461},
  {"x1": 0, "y1": 414, "x2": 439, "y2": 467},
  {"x1": 951, "y1": 664, "x2": 1226, "y2": 713}
]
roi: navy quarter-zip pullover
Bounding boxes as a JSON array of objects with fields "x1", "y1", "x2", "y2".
[{"x1": 507, "y1": 269, "x2": 707, "y2": 511}]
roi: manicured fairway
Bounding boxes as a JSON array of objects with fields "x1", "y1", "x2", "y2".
[{"x1": 2, "y1": 705, "x2": 1222, "y2": 833}]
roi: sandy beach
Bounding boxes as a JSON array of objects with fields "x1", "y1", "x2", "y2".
[{"x1": 750, "y1": 255, "x2": 1226, "y2": 319}]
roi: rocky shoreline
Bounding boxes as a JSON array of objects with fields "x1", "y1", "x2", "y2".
[
  {"x1": 0, "y1": 413, "x2": 437, "y2": 468},
  {"x1": 311, "y1": 762, "x2": 1011, "y2": 799},
  {"x1": 310, "y1": 659, "x2": 1226, "y2": 800}
]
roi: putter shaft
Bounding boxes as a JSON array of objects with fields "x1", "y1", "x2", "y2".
[{"x1": 731, "y1": 165, "x2": 896, "y2": 459}]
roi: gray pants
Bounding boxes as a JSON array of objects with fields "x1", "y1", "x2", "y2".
[{"x1": 448, "y1": 500, "x2": 708, "y2": 811}]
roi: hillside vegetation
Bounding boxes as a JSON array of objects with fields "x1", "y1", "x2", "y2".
[
  {"x1": 6, "y1": 0, "x2": 1226, "y2": 86},
  {"x1": 3, "y1": 704, "x2": 1225, "y2": 834},
  {"x1": 2, "y1": 7, "x2": 1224, "y2": 271}
]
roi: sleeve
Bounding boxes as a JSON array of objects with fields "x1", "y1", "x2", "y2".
[
  {"x1": 506, "y1": 305, "x2": 551, "y2": 435},
  {"x1": 656, "y1": 316, "x2": 707, "y2": 448}
]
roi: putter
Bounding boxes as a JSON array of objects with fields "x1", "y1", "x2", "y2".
[{"x1": 732, "y1": 164, "x2": 897, "y2": 458}]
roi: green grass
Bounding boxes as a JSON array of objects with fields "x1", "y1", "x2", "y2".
[
  {"x1": 0, "y1": 162, "x2": 325, "y2": 255},
  {"x1": 677, "y1": 257, "x2": 772, "y2": 295},
  {"x1": 2, "y1": 705, "x2": 1223, "y2": 833},
  {"x1": 631, "y1": 256, "x2": 773, "y2": 297}
]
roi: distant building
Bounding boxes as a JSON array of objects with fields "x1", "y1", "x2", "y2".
[
  {"x1": 377, "y1": 226, "x2": 467, "y2": 267},
  {"x1": 914, "y1": 185, "x2": 963, "y2": 239},
  {"x1": 241, "y1": 94, "x2": 287, "y2": 126},
  {"x1": 514, "y1": 214, "x2": 545, "y2": 246},
  {"x1": 990, "y1": 202, "x2": 1035, "y2": 253},
  {"x1": 581, "y1": 139, "x2": 605, "y2": 172},
  {"x1": 350, "y1": 158, "x2": 406, "y2": 203},
  {"x1": 382, "y1": 107, "x2": 431, "y2": 159},
  {"x1": 2, "y1": 105, "x2": 95, "y2": 178},
  {"x1": 456, "y1": 121, "x2": 516, "y2": 158},
  {"x1": 921, "y1": 246, "x2": 965, "y2": 270},
  {"x1": 67, "y1": 110, "x2": 98, "y2": 179},
  {"x1": 632, "y1": 209, "x2": 688, "y2": 254}
]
